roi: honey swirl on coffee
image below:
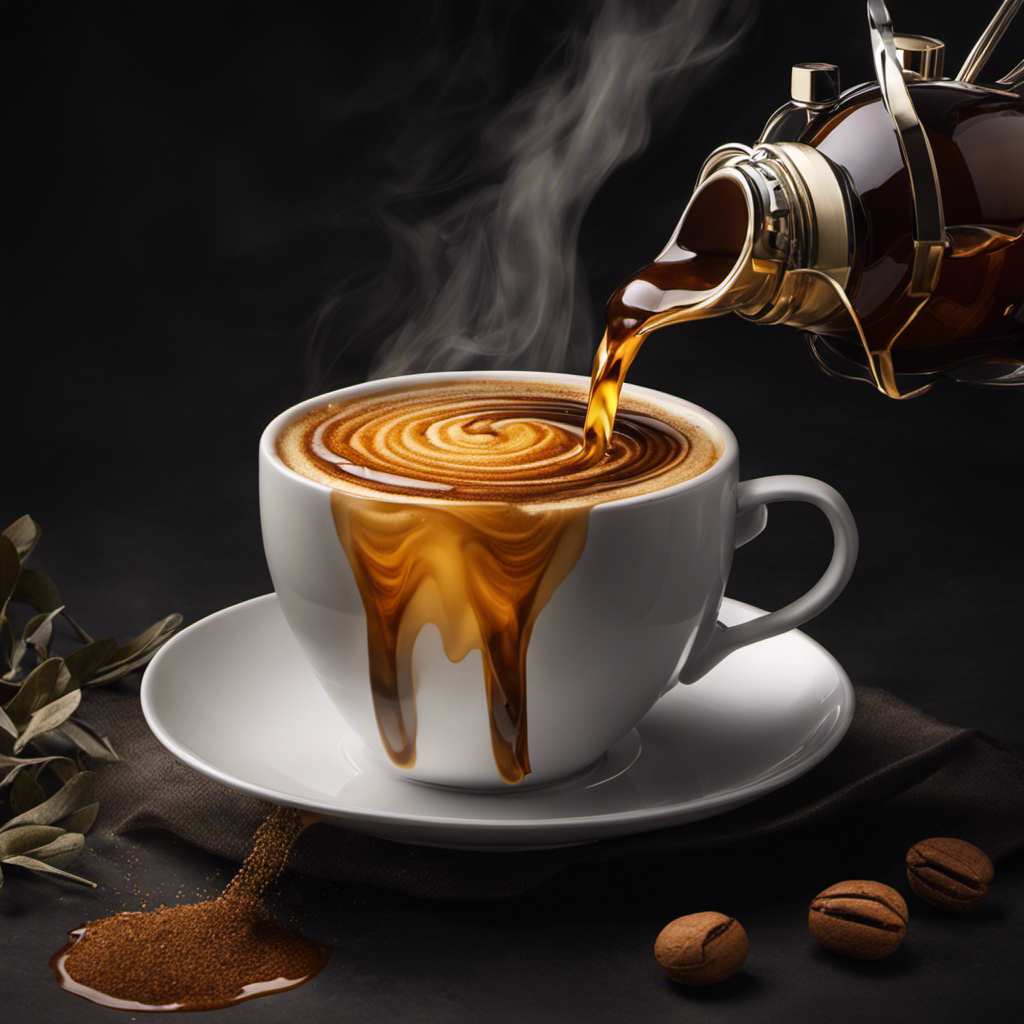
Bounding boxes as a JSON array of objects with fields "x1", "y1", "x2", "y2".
[
  {"x1": 278, "y1": 382, "x2": 714, "y2": 783},
  {"x1": 301, "y1": 389, "x2": 689, "y2": 502}
]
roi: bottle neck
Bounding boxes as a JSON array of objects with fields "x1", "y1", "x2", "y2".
[{"x1": 682, "y1": 143, "x2": 855, "y2": 329}]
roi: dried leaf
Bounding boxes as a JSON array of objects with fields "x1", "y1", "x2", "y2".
[
  {"x1": 6, "y1": 607, "x2": 65, "y2": 678},
  {"x1": 43, "y1": 756, "x2": 82, "y2": 785},
  {"x1": 64, "y1": 637, "x2": 117, "y2": 684},
  {"x1": 26, "y1": 831, "x2": 86, "y2": 869},
  {"x1": 119, "y1": 615, "x2": 181, "y2": 659},
  {"x1": 51, "y1": 663, "x2": 79, "y2": 701},
  {"x1": 1, "y1": 618, "x2": 12, "y2": 678},
  {"x1": 1, "y1": 770, "x2": 96, "y2": 831},
  {"x1": 57, "y1": 717, "x2": 119, "y2": 761},
  {"x1": 115, "y1": 613, "x2": 183, "y2": 661},
  {"x1": 0, "y1": 752, "x2": 78, "y2": 772},
  {"x1": 9, "y1": 769, "x2": 46, "y2": 814},
  {"x1": 0, "y1": 855, "x2": 95, "y2": 887},
  {"x1": 0, "y1": 754, "x2": 78, "y2": 791},
  {"x1": 0, "y1": 516, "x2": 181, "y2": 894},
  {"x1": 84, "y1": 614, "x2": 182, "y2": 685},
  {"x1": 2, "y1": 658, "x2": 71, "y2": 726},
  {"x1": 2, "y1": 515, "x2": 41, "y2": 561},
  {"x1": 60, "y1": 802, "x2": 100, "y2": 836},
  {"x1": 4, "y1": 659, "x2": 25, "y2": 686},
  {"x1": 23, "y1": 607, "x2": 64, "y2": 655},
  {"x1": 0, "y1": 824, "x2": 66, "y2": 858},
  {"x1": 82, "y1": 651, "x2": 159, "y2": 685},
  {"x1": 13, "y1": 689, "x2": 83, "y2": 753},
  {"x1": 11, "y1": 568, "x2": 63, "y2": 614}
]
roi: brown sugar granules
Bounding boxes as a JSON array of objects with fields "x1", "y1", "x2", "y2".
[{"x1": 51, "y1": 806, "x2": 330, "y2": 1012}]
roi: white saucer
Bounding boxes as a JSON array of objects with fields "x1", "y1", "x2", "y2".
[{"x1": 141, "y1": 595, "x2": 853, "y2": 850}]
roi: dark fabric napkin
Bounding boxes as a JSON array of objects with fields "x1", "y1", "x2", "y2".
[{"x1": 87, "y1": 685, "x2": 1024, "y2": 900}]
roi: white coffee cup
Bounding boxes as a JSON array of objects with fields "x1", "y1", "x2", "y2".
[{"x1": 260, "y1": 371, "x2": 857, "y2": 790}]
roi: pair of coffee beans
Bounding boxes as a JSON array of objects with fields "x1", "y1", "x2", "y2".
[
  {"x1": 655, "y1": 837, "x2": 994, "y2": 983},
  {"x1": 808, "y1": 837, "x2": 995, "y2": 960}
]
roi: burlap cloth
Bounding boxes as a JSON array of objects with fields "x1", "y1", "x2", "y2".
[{"x1": 86, "y1": 685, "x2": 1024, "y2": 899}]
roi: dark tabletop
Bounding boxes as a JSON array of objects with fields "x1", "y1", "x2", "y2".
[{"x1": 5, "y1": 1, "x2": 1023, "y2": 1020}]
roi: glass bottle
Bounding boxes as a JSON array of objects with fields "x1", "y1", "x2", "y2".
[{"x1": 624, "y1": 0, "x2": 1023, "y2": 397}]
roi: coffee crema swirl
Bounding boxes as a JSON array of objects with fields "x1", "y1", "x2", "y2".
[{"x1": 279, "y1": 383, "x2": 717, "y2": 505}]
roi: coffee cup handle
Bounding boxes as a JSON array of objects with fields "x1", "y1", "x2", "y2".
[{"x1": 679, "y1": 475, "x2": 858, "y2": 684}]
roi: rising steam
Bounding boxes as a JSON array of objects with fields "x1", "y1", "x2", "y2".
[{"x1": 307, "y1": 0, "x2": 755, "y2": 387}]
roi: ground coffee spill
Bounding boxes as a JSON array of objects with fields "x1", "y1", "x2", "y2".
[{"x1": 50, "y1": 806, "x2": 330, "y2": 1012}]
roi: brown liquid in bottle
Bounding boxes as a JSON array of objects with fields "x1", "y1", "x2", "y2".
[{"x1": 803, "y1": 81, "x2": 1023, "y2": 375}]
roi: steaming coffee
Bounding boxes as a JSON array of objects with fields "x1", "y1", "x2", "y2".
[
  {"x1": 263, "y1": 372, "x2": 856, "y2": 788},
  {"x1": 276, "y1": 379, "x2": 719, "y2": 783}
]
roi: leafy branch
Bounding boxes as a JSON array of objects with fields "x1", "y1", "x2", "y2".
[{"x1": 1, "y1": 515, "x2": 181, "y2": 889}]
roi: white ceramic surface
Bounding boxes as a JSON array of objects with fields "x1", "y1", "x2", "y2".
[
  {"x1": 140, "y1": 594, "x2": 855, "y2": 850},
  {"x1": 260, "y1": 371, "x2": 858, "y2": 788}
]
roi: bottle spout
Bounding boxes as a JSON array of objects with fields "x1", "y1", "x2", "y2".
[
  {"x1": 587, "y1": 167, "x2": 789, "y2": 458},
  {"x1": 627, "y1": 170, "x2": 784, "y2": 336}
]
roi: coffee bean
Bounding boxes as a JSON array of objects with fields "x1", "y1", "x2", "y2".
[
  {"x1": 907, "y1": 837, "x2": 994, "y2": 912},
  {"x1": 654, "y1": 912, "x2": 748, "y2": 985},
  {"x1": 808, "y1": 881, "x2": 908, "y2": 959}
]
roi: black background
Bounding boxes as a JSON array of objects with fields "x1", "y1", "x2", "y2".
[{"x1": 4, "y1": 1, "x2": 1022, "y2": 1021}]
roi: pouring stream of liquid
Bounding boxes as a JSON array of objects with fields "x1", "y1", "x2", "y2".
[{"x1": 582, "y1": 251, "x2": 743, "y2": 458}]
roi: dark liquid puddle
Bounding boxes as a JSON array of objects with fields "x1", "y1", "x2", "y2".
[{"x1": 51, "y1": 921, "x2": 330, "y2": 1012}]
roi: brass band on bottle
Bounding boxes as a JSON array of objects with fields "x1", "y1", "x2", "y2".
[{"x1": 693, "y1": 142, "x2": 853, "y2": 331}]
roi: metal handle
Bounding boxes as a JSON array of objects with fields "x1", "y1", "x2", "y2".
[
  {"x1": 996, "y1": 57, "x2": 1024, "y2": 86},
  {"x1": 957, "y1": 0, "x2": 1023, "y2": 82},
  {"x1": 866, "y1": 0, "x2": 946, "y2": 297}
]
